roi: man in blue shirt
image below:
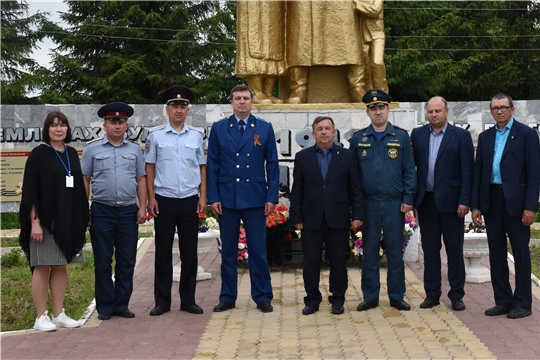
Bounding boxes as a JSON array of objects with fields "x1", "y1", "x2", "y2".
[
  {"x1": 411, "y1": 96, "x2": 474, "y2": 312},
  {"x1": 145, "y1": 85, "x2": 207, "y2": 316},
  {"x1": 471, "y1": 93, "x2": 540, "y2": 319},
  {"x1": 82, "y1": 102, "x2": 147, "y2": 320}
]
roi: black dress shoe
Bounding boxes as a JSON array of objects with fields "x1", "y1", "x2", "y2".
[
  {"x1": 213, "y1": 301, "x2": 235, "y2": 312},
  {"x1": 149, "y1": 305, "x2": 170, "y2": 316},
  {"x1": 257, "y1": 301, "x2": 273, "y2": 313},
  {"x1": 114, "y1": 309, "x2": 135, "y2": 318},
  {"x1": 98, "y1": 312, "x2": 112, "y2": 320},
  {"x1": 302, "y1": 305, "x2": 319, "y2": 315},
  {"x1": 451, "y1": 299, "x2": 466, "y2": 311},
  {"x1": 357, "y1": 299, "x2": 379, "y2": 311},
  {"x1": 181, "y1": 304, "x2": 204, "y2": 314},
  {"x1": 485, "y1": 305, "x2": 512, "y2": 316},
  {"x1": 507, "y1": 307, "x2": 532, "y2": 319},
  {"x1": 331, "y1": 304, "x2": 344, "y2": 315},
  {"x1": 390, "y1": 299, "x2": 411, "y2": 311},
  {"x1": 420, "y1": 297, "x2": 440, "y2": 309}
]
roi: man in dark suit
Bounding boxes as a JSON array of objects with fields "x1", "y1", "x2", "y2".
[
  {"x1": 290, "y1": 116, "x2": 364, "y2": 315},
  {"x1": 207, "y1": 84, "x2": 280, "y2": 313},
  {"x1": 471, "y1": 93, "x2": 540, "y2": 319},
  {"x1": 411, "y1": 96, "x2": 474, "y2": 311}
]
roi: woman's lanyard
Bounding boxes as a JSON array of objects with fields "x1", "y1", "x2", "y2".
[{"x1": 51, "y1": 145, "x2": 73, "y2": 188}]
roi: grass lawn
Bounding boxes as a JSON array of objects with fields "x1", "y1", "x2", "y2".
[
  {"x1": 1, "y1": 249, "x2": 95, "y2": 332},
  {"x1": 0, "y1": 228, "x2": 154, "y2": 332}
]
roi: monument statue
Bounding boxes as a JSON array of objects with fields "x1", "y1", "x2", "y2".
[
  {"x1": 234, "y1": 0, "x2": 388, "y2": 104},
  {"x1": 285, "y1": 0, "x2": 366, "y2": 103},
  {"x1": 235, "y1": 0, "x2": 286, "y2": 104},
  {"x1": 355, "y1": 0, "x2": 388, "y2": 92}
]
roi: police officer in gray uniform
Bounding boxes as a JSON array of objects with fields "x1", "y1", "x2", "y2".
[
  {"x1": 145, "y1": 85, "x2": 207, "y2": 316},
  {"x1": 82, "y1": 102, "x2": 147, "y2": 320},
  {"x1": 350, "y1": 89, "x2": 417, "y2": 312}
]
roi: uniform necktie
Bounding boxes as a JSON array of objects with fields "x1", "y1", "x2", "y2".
[
  {"x1": 321, "y1": 150, "x2": 328, "y2": 179},
  {"x1": 239, "y1": 119, "x2": 245, "y2": 135}
]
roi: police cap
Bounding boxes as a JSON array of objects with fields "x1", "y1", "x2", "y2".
[
  {"x1": 161, "y1": 85, "x2": 195, "y2": 106},
  {"x1": 97, "y1": 102, "x2": 134, "y2": 121},
  {"x1": 362, "y1": 88, "x2": 393, "y2": 107}
]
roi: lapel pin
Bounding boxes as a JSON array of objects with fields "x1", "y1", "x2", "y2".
[
  {"x1": 337, "y1": 151, "x2": 340, "y2": 155},
  {"x1": 251, "y1": 124, "x2": 254, "y2": 127},
  {"x1": 229, "y1": 124, "x2": 233, "y2": 127}
]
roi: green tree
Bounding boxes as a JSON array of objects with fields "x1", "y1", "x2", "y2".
[
  {"x1": 1, "y1": 0, "x2": 52, "y2": 104},
  {"x1": 40, "y1": 0, "x2": 238, "y2": 104},
  {"x1": 384, "y1": 1, "x2": 540, "y2": 101}
]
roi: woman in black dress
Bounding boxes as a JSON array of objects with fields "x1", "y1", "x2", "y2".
[{"x1": 19, "y1": 111, "x2": 89, "y2": 331}]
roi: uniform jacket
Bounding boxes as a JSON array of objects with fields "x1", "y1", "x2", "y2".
[
  {"x1": 411, "y1": 123, "x2": 474, "y2": 212},
  {"x1": 350, "y1": 122, "x2": 417, "y2": 204},
  {"x1": 207, "y1": 114, "x2": 280, "y2": 209},
  {"x1": 471, "y1": 119, "x2": 540, "y2": 217},
  {"x1": 290, "y1": 144, "x2": 364, "y2": 230}
]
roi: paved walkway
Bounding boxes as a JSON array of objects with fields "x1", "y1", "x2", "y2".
[{"x1": 2, "y1": 234, "x2": 540, "y2": 359}]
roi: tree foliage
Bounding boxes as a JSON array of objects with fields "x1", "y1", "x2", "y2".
[
  {"x1": 40, "y1": 0, "x2": 238, "y2": 104},
  {"x1": 384, "y1": 1, "x2": 540, "y2": 101},
  {"x1": 1, "y1": 0, "x2": 52, "y2": 104}
]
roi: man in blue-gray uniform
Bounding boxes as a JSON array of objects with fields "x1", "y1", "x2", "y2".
[
  {"x1": 82, "y1": 102, "x2": 147, "y2": 321},
  {"x1": 145, "y1": 85, "x2": 207, "y2": 316},
  {"x1": 207, "y1": 84, "x2": 280, "y2": 313},
  {"x1": 350, "y1": 89, "x2": 417, "y2": 312}
]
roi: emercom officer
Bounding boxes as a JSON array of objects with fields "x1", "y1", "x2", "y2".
[{"x1": 350, "y1": 89, "x2": 417, "y2": 312}]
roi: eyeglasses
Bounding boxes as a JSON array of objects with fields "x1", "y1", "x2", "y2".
[
  {"x1": 490, "y1": 106, "x2": 512, "y2": 113},
  {"x1": 368, "y1": 104, "x2": 387, "y2": 111}
]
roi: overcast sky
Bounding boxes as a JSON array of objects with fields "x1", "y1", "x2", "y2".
[{"x1": 28, "y1": 0, "x2": 68, "y2": 68}]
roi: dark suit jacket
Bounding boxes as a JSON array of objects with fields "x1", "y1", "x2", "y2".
[
  {"x1": 290, "y1": 144, "x2": 364, "y2": 230},
  {"x1": 411, "y1": 123, "x2": 474, "y2": 212},
  {"x1": 207, "y1": 114, "x2": 280, "y2": 209},
  {"x1": 471, "y1": 119, "x2": 540, "y2": 217}
]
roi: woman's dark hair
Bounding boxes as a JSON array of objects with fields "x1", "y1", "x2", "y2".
[{"x1": 42, "y1": 111, "x2": 72, "y2": 144}]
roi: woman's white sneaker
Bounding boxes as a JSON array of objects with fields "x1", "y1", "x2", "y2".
[
  {"x1": 34, "y1": 311, "x2": 57, "y2": 332},
  {"x1": 51, "y1": 308, "x2": 81, "y2": 328}
]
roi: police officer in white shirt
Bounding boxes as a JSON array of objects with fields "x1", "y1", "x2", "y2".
[{"x1": 145, "y1": 85, "x2": 207, "y2": 316}]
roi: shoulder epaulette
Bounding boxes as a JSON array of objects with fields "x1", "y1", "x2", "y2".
[
  {"x1": 393, "y1": 125, "x2": 409, "y2": 133},
  {"x1": 188, "y1": 125, "x2": 204, "y2": 134},
  {"x1": 148, "y1": 124, "x2": 166, "y2": 132},
  {"x1": 255, "y1": 117, "x2": 269, "y2": 123},
  {"x1": 357, "y1": 127, "x2": 368, "y2": 132},
  {"x1": 217, "y1": 117, "x2": 228, "y2": 122},
  {"x1": 86, "y1": 137, "x2": 103, "y2": 146}
]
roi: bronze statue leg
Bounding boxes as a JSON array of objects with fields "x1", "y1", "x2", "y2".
[
  {"x1": 371, "y1": 64, "x2": 388, "y2": 93},
  {"x1": 347, "y1": 65, "x2": 367, "y2": 103},
  {"x1": 287, "y1": 67, "x2": 309, "y2": 104},
  {"x1": 247, "y1": 75, "x2": 273, "y2": 104},
  {"x1": 263, "y1": 78, "x2": 284, "y2": 104}
]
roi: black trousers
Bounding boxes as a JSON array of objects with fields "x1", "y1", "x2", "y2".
[
  {"x1": 153, "y1": 194, "x2": 199, "y2": 309},
  {"x1": 484, "y1": 185, "x2": 532, "y2": 309},
  {"x1": 417, "y1": 192, "x2": 465, "y2": 300},
  {"x1": 301, "y1": 216, "x2": 349, "y2": 307}
]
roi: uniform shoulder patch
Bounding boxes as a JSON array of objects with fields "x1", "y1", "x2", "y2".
[
  {"x1": 255, "y1": 117, "x2": 268, "y2": 123},
  {"x1": 147, "y1": 124, "x2": 166, "y2": 132},
  {"x1": 86, "y1": 137, "x2": 103, "y2": 146},
  {"x1": 393, "y1": 125, "x2": 410, "y2": 133},
  {"x1": 187, "y1": 125, "x2": 204, "y2": 134}
]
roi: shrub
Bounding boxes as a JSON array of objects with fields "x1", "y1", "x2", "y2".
[
  {"x1": 1, "y1": 213, "x2": 20, "y2": 230},
  {"x1": 0, "y1": 248, "x2": 25, "y2": 268}
]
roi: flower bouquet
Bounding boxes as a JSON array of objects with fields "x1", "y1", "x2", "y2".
[
  {"x1": 466, "y1": 222, "x2": 486, "y2": 233},
  {"x1": 266, "y1": 202, "x2": 292, "y2": 266},
  {"x1": 198, "y1": 208, "x2": 219, "y2": 233},
  {"x1": 350, "y1": 211, "x2": 418, "y2": 264}
]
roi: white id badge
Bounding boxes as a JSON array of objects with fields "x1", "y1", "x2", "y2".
[{"x1": 66, "y1": 175, "x2": 74, "y2": 188}]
